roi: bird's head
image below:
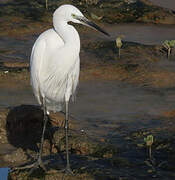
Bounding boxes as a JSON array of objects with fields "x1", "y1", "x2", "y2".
[{"x1": 53, "y1": 4, "x2": 110, "y2": 36}]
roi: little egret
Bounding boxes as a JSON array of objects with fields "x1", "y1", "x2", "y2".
[{"x1": 29, "y1": 4, "x2": 109, "y2": 173}]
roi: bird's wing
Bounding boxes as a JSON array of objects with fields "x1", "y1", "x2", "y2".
[
  {"x1": 41, "y1": 47, "x2": 79, "y2": 104},
  {"x1": 71, "y1": 56, "x2": 80, "y2": 101},
  {"x1": 30, "y1": 29, "x2": 79, "y2": 108},
  {"x1": 30, "y1": 35, "x2": 47, "y2": 105},
  {"x1": 30, "y1": 29, "x2": 66, "y2": 105}
]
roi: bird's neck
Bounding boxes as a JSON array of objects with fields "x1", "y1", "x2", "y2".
[{"x1": 53, "y1": 20, "x2": 80, "y2": 52}]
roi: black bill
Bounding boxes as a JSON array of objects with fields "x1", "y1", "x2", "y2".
[{"x1": 78, "y1": 16, "x2": 110, "y2": 36}]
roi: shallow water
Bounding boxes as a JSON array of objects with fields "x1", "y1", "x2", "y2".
[
  {"x1": 149, "y1": 0, "x2": 175, "y2": 10},
  {"x1": 97, "y1": 23, "x2": 175, "y2": 45},
  {"x1": 0, "y1": 24, "x2": 175, "y2": 63},
  {"x1": 0, "y1": 36, "x2": 34, "y2": 62},
  {"x1": 1, "y1": 81, "x2": 175, "y2": 139},
  {"x1": 0, "y1": 85, "x2": 35, "y2": 108},
  {"x1": 71, "y1": 81, "x2": 175, "y2": 138}
]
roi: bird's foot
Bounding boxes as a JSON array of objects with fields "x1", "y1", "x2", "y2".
[
  {"x1": 60, "y1": 165, "x2": 74, "y2": 180},
  {"x1": 11, "y1": 158, "x2": 48, "y2": 175},
  {"x1": 61, "y1": 165, "x2": 74, "y2": 176}
]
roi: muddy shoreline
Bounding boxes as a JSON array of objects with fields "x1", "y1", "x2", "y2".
[
  {"x1": 0, "y1": 38, "x2": 175, "y2": 179},
  {"x1": 0, "y1": 0, "x2": 175, "y2": 179}
]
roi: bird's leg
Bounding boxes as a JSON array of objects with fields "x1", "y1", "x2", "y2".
[
  {"x1": 65, "y1": 101, "x2": 70, "y2": 169},
  {"x1": 11, "y1": 99, "x2": 49, "y2": 173},
  {"x1": 35, "y1": 100, "x2": 49, "y2": 170},
  {"x1": 63, "y1": 100, "x2": 73, "y2": 174}
]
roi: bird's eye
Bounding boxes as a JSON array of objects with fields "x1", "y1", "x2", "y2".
[{"x1": 72, "y1": 14, "x2": 76, "y2": 18}]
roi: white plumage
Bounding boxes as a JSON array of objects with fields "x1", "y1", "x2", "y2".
[
  {"x1": 30, "y1": 5, "x2": 81, "y2": 112},
  {"x1": 29, "y1": 4, "x2": 109, "y2": 172}
]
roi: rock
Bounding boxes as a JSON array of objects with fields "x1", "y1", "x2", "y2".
[
  {"x1": 0, "y1": 105, "x2": 118, "y2": 179},
  {"x1": 0, "y1": 108, "x2": 9, "y2": 144},
  {"x1": 0, "y1": 105, "x2": 79, "y2": 166},
  {"x1": 3, "y1": 148, "x2": 27, "y2": 164}
]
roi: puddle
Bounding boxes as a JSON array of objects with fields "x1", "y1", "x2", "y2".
[{"x1": 0, "y1": 168, "x2": 9, "y2": 180}]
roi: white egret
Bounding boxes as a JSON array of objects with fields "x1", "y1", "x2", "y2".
[{"x1": 30, "y1": 4, "x2": 109, "y2": 173}]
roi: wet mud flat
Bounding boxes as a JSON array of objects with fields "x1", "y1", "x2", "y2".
[
  {"x1": 0, "y1": 0, "x2": 175, "y2": 179},
  {"x1": 0, "y1": 39, "x2": 175, "y2": 179},
  {"x1": 1, "y1": 82, "x2": 175, "y2": 179}
]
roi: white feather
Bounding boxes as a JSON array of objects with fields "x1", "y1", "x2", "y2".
[
  {"x1": 30, "y1": 4, "x2": 107, "y2": 112},
  {"x1": 30, "y1": 25, "x2": 80, "y2": 112}
]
